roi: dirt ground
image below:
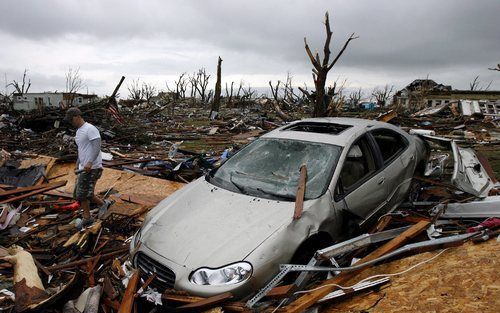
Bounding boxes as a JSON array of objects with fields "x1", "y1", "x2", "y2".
[{"x1": 321, "y1": 239, "x2": 499, "y2": 313}]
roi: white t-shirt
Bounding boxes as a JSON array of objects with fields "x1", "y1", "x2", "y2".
[{"x1": 75, "y1": 122, "x2": 103, "y2": 170}]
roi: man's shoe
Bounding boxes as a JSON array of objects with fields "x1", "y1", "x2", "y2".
[
  {"x1": 76, "y1": 217, "x2": 95, "y2": 230},
  {"x1": 98, "y1": 199, "x2": 114, "y2": 219}
]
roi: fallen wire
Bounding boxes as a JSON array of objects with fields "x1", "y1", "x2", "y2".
[{"x1": 271, "y1": 248, "x2": 450, "y2": 312}]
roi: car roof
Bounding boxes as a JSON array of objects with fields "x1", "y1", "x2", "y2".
[{"x1": 261, "y1": 117, "x2": 399, "y2": 147}]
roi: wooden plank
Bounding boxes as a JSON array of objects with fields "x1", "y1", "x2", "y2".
[
  {"x1": 266, "y1": 284, "x2": 296, "y2": 298},
  {"x1": 42, "y1": 190, "x2": 74, "y2": 199},
  {"x1": 294, "y1": 165, "x2": 307, "y2": 219},
  {"x1": 163, "y1": 294, "x2": 205, "y2": 304},
  {"x1": 176, "y1": 292, "x2": 233, "y2": 311},
  {"x1": 118, "y1": 269, "x2": 140, "y2": 313},
  {"x1": 0, "y1": 183, "x2": 54, "y2": 198},
  {"x1": 369, "y1": 215, "x2": 392, "y2": 233},
  {"x1": 110, "y1": 150, "x2": 129, "y2": 158},
  {"x1": 103, "y1": 276, "x2": 119, "y2": 300},
  {"x1": 102, "y1": 297, "x2": 120, "y2": 311},
  {"x1": 377, "y1": 110, "x2": 398, "y2": 123},
  {"x1": 280, "y1": 220, "x2": 430, "y2": 313},
  {"x1": 136, "y1": 273, "x2": 156, "y2": 297},
  {"x1": 35, "y1": 157, "x2": 57, "y2": 185},
  {"x1": 46, "y1": 247, "x2": 128, "y2": 271},
  {"x1": 0, "y1": 180, "x2": 67, "y2": 204}
]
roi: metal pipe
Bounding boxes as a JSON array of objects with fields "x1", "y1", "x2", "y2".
[{"x1": 280, "y1": 232, "x2": 478, "y2": 273}]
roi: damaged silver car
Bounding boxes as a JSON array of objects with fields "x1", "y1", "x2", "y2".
[{"x1": 130, "y1": 117, "x2": 430, "y2": 297}]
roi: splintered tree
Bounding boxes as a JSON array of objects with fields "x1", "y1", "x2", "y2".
[
  {"x1": 142, "y1": 82, "x2": 157, "y2": 104},
  {"x1": 225, "y1": 81, "x2": 234, "y2": 106},
  {"x1": 469, "y1": 76, "x2": 492, "y2": 91},
  {"x1": 167, "y1": 73, "x2": 188, "y2": 100},
  {"x1": 193, "y1": 68, "x2": 210, "y2": 103},
  {"x1": 304, "y1": 12, "x2": 358, "y2": 117},
  {"x1": 282, "y1": 72, "x2": 299, "y2": 106},
  {"x1": 8, "y1": 69, "x2": 31, "y2": 95},
  {"x1": 372, "y1": 84, "x2": 394, "y2": 107},
  {"x1": 348, "y1": 88, "x2": 363, "y2": 109},
  {"x1": 326, "y1": 78, "x2": 347, "y2": 114},
  {"x1": 127, "y1": 78, "x2": 143, "y2": 103},
  {"x1": 269, "y1": 80, "x2": 290, "y2": 121},
  {"x1": 65, "y1": 67, "x2": 84, "y2": 105},
  {"x1": 210, "y1": 56, "x2": 223, "y2": 118}
]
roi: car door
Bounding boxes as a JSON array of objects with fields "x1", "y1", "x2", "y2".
[
  {"x1": 369, "y1": 128, "x2": 411, "y2": 212},
  {"x1": 334, "y1": 134, "x2": 388, "y2": 221}
]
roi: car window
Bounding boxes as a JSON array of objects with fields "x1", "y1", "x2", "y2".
[
  {"x1": 338, "y1": 136, "x2": 377, "y2": 192},
  {"x1": 208, "y1": 138, "x2": 342, "y2": 201},
  {"x1": 371, "y1": 129, "x2": 408, "y2": 163}
]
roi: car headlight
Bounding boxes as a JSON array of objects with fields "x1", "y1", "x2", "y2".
[{"x1": 190, "y1": 262, "x2": 252, "y2": 286}]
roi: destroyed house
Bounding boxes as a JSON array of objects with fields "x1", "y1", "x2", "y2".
[
  {"x1": 13, "y1": 92, "x2": 98, "y2": 111},
  {"x1": 394, "y1": 79, "x2": 500, "y2": 112}
]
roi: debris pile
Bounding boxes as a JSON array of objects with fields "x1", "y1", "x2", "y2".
[
  {"x1": 1, "y1": 95, "x2": 500, "y2": 312},
  {"x1": 0, "y1": 133, "x2": 499, "y2": 312},
  {"x1": 0, "y1": 154, "x2": 183, "y2": 312}
]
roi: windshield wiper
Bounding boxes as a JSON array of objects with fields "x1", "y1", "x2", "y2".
[
  {"x1": 230, "y1": 174, "x2": 248, "y2": 195},
  {"x1": 256, "y1": 187, "x2": 295, "y2": 201}
]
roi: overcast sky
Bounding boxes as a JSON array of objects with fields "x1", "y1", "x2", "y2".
[{"x1": 1, "y1": 0, "x2": 499, "y2": 97}]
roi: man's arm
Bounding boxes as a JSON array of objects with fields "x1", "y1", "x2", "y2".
[{"x1": 84, "y1": 137, "x2": 101, "y2": 172}]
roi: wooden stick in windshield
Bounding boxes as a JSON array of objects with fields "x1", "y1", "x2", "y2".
[{"x1": 294, "y1": 164, "x2": 307, "y2": 219}]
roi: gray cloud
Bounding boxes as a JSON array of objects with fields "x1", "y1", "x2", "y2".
[{"x1": 0, "y1": 0, "x2": 498, "y2": 95}]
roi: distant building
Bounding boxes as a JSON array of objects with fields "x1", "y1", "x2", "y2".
[
  {"x1": 394, "y1": 79, "x2": 500, "y2": 113},
  {"x1": 13, "y1": 92, "x2": 98, "y2": 111},
  {"x1": 359, "y1": 101, "x2": 378, "y2": 110}
]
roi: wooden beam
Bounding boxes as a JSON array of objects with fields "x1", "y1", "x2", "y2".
[
  {"x1": 0, "y1": 183, "x2": 55, "y2": 198},
  {"x1": 280, "y1": 220, "x2": 430, "y2": 312},
  {"x1": 118, "y1": 269, "x2": 140, "y2": 313},
  {"x1": 294, "y1": 165, "x2": 307, "y2": 219},
  {"x1": 35, "y1": 158, "x2": 57, "y2": 185},
  {"x1": 42, "y1": 190, "x2": 73, "y2": 199},
  {"x1": 0, "y1": 180, "x2": 67, "y2": 204},
  {"x1": 46, "y1": 247, "x2": 128, "y2": 271},
  {"x1": 266, "y1": 284, "x2": 297, "y2": 299},
  {"x1": 135, "y1": 273, "x2": 156, "y2": 298},
  {"x1": 110, "y1": 76, "x2": 125, "y2": 99}
]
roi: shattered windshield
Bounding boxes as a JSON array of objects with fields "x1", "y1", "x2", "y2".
[{"x1": 207, "y1": 138, "x2": 342, "y2": 201}]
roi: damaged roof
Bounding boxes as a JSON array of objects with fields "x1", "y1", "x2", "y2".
[{"x1": 262, "y1": 117, "x2": 401, "y2": 146}]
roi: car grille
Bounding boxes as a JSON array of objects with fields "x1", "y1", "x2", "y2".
[{"x1": 135, "y1": 252, "x2": 176, "y2": 291}]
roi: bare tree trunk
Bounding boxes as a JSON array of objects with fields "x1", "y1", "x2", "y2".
[
  {"x1": 225, "y1": 81, "x2": 234, "y2": 107},
  {"x1": 210, "y1": 56, "x2": 222, "y2": 118},
  {"x1": 304, "y1": 12, "x2": 358, "y2": 117},
  {"x1": 269, "y1": 80, "x2": 290, "y2": 121}
]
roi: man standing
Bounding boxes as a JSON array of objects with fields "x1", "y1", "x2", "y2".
[{"x1": 65, "y1": 108, "x2": 111, "y2": 227}]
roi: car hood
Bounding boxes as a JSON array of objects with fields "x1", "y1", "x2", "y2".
[{"x1": 139, "y1": 178, "x2": 294, "y2": 269}]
